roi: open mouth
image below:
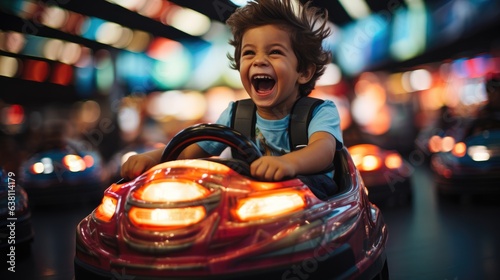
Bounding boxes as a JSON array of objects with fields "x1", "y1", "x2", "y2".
[{"x1": 252, "y1": 75, "x2": 275, "y2": 94}]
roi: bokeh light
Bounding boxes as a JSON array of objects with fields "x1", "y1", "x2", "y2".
[{"x1": 0, "y1": 56, "x2": 20, "y2": 78}]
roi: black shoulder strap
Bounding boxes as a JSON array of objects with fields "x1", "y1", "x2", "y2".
[
  {"x1": 231, "y1": 99, "x2": 256, "y2": 140},
  {"x1": 289, "y1": 97, "x2": 324, "y2": 151},
  {"x1": 231, "y1": 97, "x2": 333, "y2": 174},
  {"x1": 231, "y1": 97, "x2": 324, "y2": 149}
]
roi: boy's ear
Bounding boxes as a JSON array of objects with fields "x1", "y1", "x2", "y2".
[{"x1": 298, "y1": 64, "x2": 316, "y2": 84}]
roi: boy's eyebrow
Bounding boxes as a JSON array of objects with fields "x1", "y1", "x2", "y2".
[
  {"x1": 241, "y1": 43, "x2": 256, "y2": 49},
  {"x1": 242, "y1": 43, "x2": 288, "y2": 49}
]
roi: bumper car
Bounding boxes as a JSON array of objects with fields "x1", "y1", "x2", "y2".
[
  {"x1": 347, "y1": 144, "x2": 412, "y2": 207},
  {"x1": 0, "y1": 168, "x2": 34, "y2": 255},
  {"x1": 431, "y1": 121, "x2": 500, "y2": 195},
  {"x1": 19, "y1": 141, "x2": 108, "y2": 205},
  {"x1": 74, "y1": 124, "x2": 389, "y2": 280},
  {"x1": 413, "y1": 107, "x2": 469, "y2": 161}
]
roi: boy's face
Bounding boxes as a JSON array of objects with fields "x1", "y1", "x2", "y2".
[{"x1": 239, "y1": 24, "x2": 313, "y2": 119}]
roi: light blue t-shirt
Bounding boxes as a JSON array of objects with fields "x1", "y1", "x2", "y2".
[{"x1": 198, "y1": 99, "x2": 344, "y2": 157}]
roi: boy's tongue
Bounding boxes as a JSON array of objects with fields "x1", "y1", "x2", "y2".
[{"x1": 255, "y1": 79, "x2": 275, "y2": 94}]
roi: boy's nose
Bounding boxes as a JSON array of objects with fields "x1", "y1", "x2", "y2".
[{"x1": 252, "y1": 55, "x2": 268, "y2": 67}]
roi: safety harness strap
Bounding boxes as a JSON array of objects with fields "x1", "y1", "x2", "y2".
[
  {"x1": 288, "y1": 97, "x2": 325, "y2": 151},
  {"x1": 231, "y1": 97, "x2": 324, "y2": 150}
]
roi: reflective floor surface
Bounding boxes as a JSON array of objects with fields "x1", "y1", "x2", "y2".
[{"x1": 1, "y1": 166, "x2": 500, "y2": 280}]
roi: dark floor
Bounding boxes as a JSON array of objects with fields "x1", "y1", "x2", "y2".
[
  {"x1": 381, "y1": 167, "x2": 500, "y2": 280},
  {"x1": 1, "y1": 166, "x2": 500, "y2": 280}
]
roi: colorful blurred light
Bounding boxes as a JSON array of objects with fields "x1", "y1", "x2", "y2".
[
  {"x1": 317, "y1": 63, "x2": 342, "y2": 86},
  {"x1": 150, "y1": 47, "x2": 192, "y2": 89},
  {"x1": 0, "y1": 31, "x2": 26, "y2": 54},
  {"x1": 95, "y1": 50, "x2": 114, "y2": 93},
  {"x1": 0, "y1": 56, "x2": 20, "y2": 78},
  {"x1": 452, "y1": 142, "x2": 466, "y2": 157},
  {"x1": 118, "y1": 106, "x2": 141, "y2": 133},
  {"x1": 204, "y1": 87, "x2": 237, "y2": 123},
  {"x1": 51, "y1": 63, "x2": 73, "y2": 85},
  {"x1": 23, "y1": 59, "x2": 49, "y2": 82},
  {"x1": 1, "y1": 104, "x2": 25, "y2": 125},
  {"x1": 409, "y1": 69, "x2": 432, "y2": 91},
  {"x1": 385, "y1": 153, "x2": 403, "y2": 169},
  {"x1": 41, "y1": 5, "x2": 68, "y2": 29},
  {"x1": 165, "y1": 6, "x2": 211, "y2": 37},
  {"x1": 390, "y1": 4, "x2": 427, "y2": 62}
]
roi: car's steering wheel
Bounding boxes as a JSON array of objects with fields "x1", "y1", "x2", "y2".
[{"x1": 160, "y1": 123, "x2": 262, "y2": 166}]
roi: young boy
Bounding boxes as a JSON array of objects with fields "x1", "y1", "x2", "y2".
[{"x1": 121, "y1": 0, "x2": 343, "y2": 199}]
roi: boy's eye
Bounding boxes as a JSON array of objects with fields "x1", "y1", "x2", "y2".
[
  {"x1": 242, "y1": 50, "x2": 254, "y2": 56},
  {"x1": 270, "y1": 49, "x2": 282, "y2": 55}
]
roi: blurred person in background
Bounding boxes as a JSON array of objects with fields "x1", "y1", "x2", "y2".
[
  {"x1": 478, "y1": 72, "x2": 500, "y2": 119},
  {"x1": 467, "y1": 72, "x2": 500, "y2": 136}
]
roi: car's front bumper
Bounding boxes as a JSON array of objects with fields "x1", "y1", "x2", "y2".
[
  {"x1": 75, "y1": 242, "x2": 386, "y2": 280},
  {"x1": 75, "y1": 210, "x2": 388, "y2": 280},
  {"x1": 431, "y1": 156, "x2": 500, "y2": 194}
]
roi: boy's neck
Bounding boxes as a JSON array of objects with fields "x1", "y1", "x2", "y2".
[{"x1": 255, "y1": 96, "x2": 301, "y2": 120}]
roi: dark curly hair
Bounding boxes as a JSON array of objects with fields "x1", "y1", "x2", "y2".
[{"x1": 226, "y1": 0, "x2": 332, "y2": 96}]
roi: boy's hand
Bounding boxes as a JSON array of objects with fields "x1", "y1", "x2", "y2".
[
  {"x1": 120, "y1": 154, "x2": 158, "y2": 180},
  {"x1": 250, "y1": 156, "x2": 296, "y2": 181},
  {"x1": 120, "y1": 148, "x2": 165, "y2": 180},
  {"x1": 119, "y1": 144, "x2": 208, "y2": 180}
]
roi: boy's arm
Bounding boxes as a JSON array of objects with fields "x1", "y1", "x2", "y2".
[
  {"x1": 178, "y1": 144, "x2": 211, "y2": 159},
  {"x1": 285, "y1": 131, "x2": 336, "y2": 174},
  {"x1": 250, "y1": 131, "x2": 336, "y2": 181},
  {"x1": 121, "y1": 144, "x2": 211, "y2": 180}
]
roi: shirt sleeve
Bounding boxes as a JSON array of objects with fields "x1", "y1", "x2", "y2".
[
  {"x1": 308, "y1": 99, "x2": 344, "y2": 150},
  {"x1": 197, "y1": 101, "x2": 235, "y2": 155}
]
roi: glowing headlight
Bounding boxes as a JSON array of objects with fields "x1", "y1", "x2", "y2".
[
  {"x1": 441, "y1": 136, "x2": 456, "y2": 152},
  {"x1": 359, "y1": 155, "x2": 381, "y2": 171},
  {"x1": 31, "y1": 162, "x2": 45, "y2": 174},
  {"x1": 468, "y1": 145, "x2": 490, "y2": 161},
  {"x1": 428, "y1": 135, "x2": 442, "y2": 153},
  {"x1": 83, "y1": 155, "x2": 94, "y2": 168},
  {"x1": 63, "y1": 154, "x2": 86, "y2": 172},
  {"x1": 133, "y1": 180, "x2": 209, "y2": 202},
  {"x1": 351, "y1": 154, "x2": 382, "y2": 171},
  {"x1": 31, "y1": 157, "x2": 54, "y2": 174},
  {"x1": 385, "y1": 153, "x2": 402, "y2": 169},
  {"x1": 129, "y1": 206, "x2": 206, "y2": 229},
  {"x1": 233, "y1": 191, "x2": 305, "y2": 222},
  {"x1": 451, "y1": 142, "x2": 466, "y2": 157},
  {"x1": 94, "y1": 196, "x2": 118, "y2": 222}
]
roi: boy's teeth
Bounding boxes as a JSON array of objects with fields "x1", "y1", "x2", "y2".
[
  {"x1": 252, "y1": 75, "x2": 275, "y2": 92},
  {"x1": 254, "y1": 75, "x2": 272, "y2": 79}
]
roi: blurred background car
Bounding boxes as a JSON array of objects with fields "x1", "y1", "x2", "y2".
[
  {"x1": 431, "y1": 72, "x2": 500, "y2": 198},
  {"x1": 348, "y1": 143, "x2": 412, "y2": 207},
  {"x1": 414, "y1": 106, "x2": 471, "y2": 162},
  {"x1": 18, "y1": 120, "x2": 108, "y2": 206},
  {"x1": 431, "y1": 117, "x2": 500, "y2": 197}
]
